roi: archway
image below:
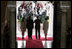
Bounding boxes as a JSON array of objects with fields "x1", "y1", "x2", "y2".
[{"x1": 16, "y1": 1, "x2": 54, "y2": 48}]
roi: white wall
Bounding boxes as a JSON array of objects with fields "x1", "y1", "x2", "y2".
[{"x1": 16, "y1": 1, "x2": 23, "y2": 16}]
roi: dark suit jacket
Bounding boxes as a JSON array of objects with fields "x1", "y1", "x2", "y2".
[
  {"x1": 34, "y1": 19, "x2": 41, "y2": 29},
  {"x1": 26, "y1": 18, "x2": 33, "y2": 29}
]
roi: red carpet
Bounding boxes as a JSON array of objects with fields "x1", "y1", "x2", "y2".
[
  {"x1": 26, "y1": 39, "x2": 43, "y2": 48},
  {"x1": 17, "y1": 35, "x2": 53, "y2": 41},
  {"x1": 17, "y1": 35, "x2": 53, "y2": 48}
]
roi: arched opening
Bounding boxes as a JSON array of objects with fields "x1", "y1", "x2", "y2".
[{"x1": 16, "y1": 1, "x2": 54, "y2": 48}]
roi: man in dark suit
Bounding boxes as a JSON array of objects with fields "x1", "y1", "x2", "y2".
[
  {"x1": 34, "y1": 16, "x2": 42, "y2": 39},
  {"x1": 26, "y1": 16, "x2": 34, "y2": 39}
]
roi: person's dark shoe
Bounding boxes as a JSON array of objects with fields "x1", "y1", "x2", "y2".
[
  {"x1": 31, "y1": 37, "x2": 32, "y2": 40},
  {"x1": 36, "y1": 37, "x2": 38, "y2": 39},
  {"x1": 28, "y1": 37, "x2": 30, "y2": 39},
  {"x1": 31, "y1": 37, "x2": 32, "y2": 39}
]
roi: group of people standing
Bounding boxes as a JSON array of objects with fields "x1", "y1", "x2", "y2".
[
  {"x1": 17, "y1": 1, "x2": 35, "y2": 21},
  {"x1": 21, "y1": 16, "x2": 49, "y2": 39},
  {"x1": 17, "y1": 1, "x2": 54, "y2": 40}
]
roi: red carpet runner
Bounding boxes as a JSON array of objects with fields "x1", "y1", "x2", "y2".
[
  {"x1": 26, "y1": 39, "x2": 43, "y2": 48},
  {"x1": 17, "y1": 35, "x2": 53, "y2": 48}
]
